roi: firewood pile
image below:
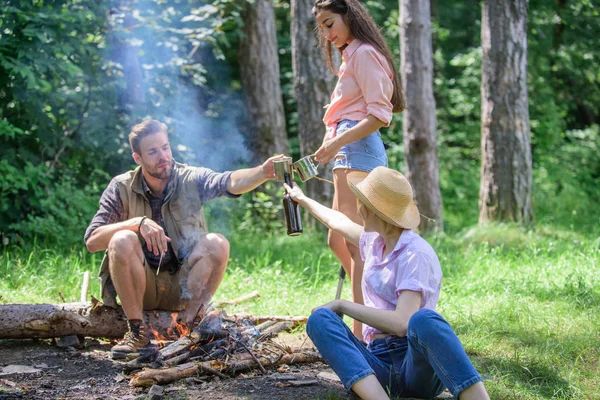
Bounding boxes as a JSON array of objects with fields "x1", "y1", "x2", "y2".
[{"x1": 124, "y1": 309, "x2": 322, "y2": 388}]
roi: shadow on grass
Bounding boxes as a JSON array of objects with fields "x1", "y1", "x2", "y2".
[
  {"x1": 491, "y1": 273, "x2": 600, "y2": 311},
  {"x1": 472, "y1": 354, "x2": 581, "y2": 399},
  {"x1": 527, "y1": 279, "x2": 600, "y2": 310}
]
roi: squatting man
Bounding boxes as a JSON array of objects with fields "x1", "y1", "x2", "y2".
[{"x1": 84, "y1": 120, "x2": 281, "y2": 359}]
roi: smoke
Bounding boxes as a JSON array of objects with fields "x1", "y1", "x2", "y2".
[{"x1": 107, "y1": 0, "x2": 249, "y2": 172}]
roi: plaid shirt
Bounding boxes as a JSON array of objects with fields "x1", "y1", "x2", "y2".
[{"x1": 84, "y1": 164, "x2": 238, "y2": 270}]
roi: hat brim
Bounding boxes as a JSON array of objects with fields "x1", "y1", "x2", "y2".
[{"x1": 347, "y1": 171, "x2": 421, "y2": 230}]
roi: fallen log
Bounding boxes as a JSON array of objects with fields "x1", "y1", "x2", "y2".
[
  {"x1": 0, "y1": 299, "x2": 183, "y2": 339},
  {"x1": 0, "y1": 301, "x2": 307, "y2": 340},
  {"x1": 129, "y1": 351, "x2": 323, "y2": 387}
]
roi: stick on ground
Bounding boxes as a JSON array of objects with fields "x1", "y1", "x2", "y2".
[
  {"x1": 213, "y1": 291, "x2": 260, "y2": 307},
  {"x1": 80, "y1": 271, "x2": 90, "y2": 302}
]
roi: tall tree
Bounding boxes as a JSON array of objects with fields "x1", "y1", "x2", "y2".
[
  {"x1": 291, "y1": 0, "x2": 335, "y2": 206},
  {"x1": 480, "y1": 0, "x2": 533, "y2": 224},
  {"x1": 400, "y1": 0, "x2": 444, "y2": 232},
  {"x1": 239, "y1": 0, "x2": 289, "y2": 166}
]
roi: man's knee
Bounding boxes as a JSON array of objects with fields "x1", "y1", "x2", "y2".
[
  {"x1": 108, "y1": 230, "x2": 141, "y2": 257},
  {"x1": 209, "y1": 233, "x2": 230, "y2": 265},
  {"x1": 189, "y1": 233, "x2": 230, "y2": 266}
]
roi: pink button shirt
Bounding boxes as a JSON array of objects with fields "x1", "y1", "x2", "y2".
[
  {"x1": 323, "y1": 40, "x2": 394, "y2": 137},
  {"x1": 359, "y1": 230, "x2": 443, "y2": 342}
]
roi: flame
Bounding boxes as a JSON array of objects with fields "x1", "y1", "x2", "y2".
[
  {"x1": 167, "y1": 312, "x2": 190, "y2": 339},
  {"x1": 147, "y1": 323, "x2": 169, "y2": 348},
  {"x1": 146, "y1": 313, "x2": 193, "y2": 349}
]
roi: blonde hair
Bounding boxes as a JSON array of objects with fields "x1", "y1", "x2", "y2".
[{"x1": 357, "y1": 199, "x2": 401, "y2": 235}]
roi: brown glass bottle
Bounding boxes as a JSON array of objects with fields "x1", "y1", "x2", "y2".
[{"x1": 283, "y1": 172, "x2": 302, "y2": 236}]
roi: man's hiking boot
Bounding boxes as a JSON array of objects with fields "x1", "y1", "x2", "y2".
[{"x1": 111, "y1": 319, "x2": 156, "y2": 360}]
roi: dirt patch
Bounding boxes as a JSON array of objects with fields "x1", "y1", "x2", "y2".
[{"x1": 0, "y1": 333, "x2": 352, "y2": 400}]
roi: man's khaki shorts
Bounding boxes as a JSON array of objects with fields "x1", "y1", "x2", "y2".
[{"x1": 143, "y1": 259, "x2": 187, "y2": 311}]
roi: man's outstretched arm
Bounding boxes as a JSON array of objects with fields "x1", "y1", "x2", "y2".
[{"x1": 227, "y1": 155, "x2": 282, "y2": 195}]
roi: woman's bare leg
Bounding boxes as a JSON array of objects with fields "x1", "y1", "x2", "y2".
[
  {"x1": 459, "y1": 382, "x2": 490, "y2": 400},
  {"x1": 351, "y1": 375, "x2": 390, "y2": 400},
  {"x1": 328, "y1": 176, "x2": 352, "y2": 275},
  {"x1": 332, "y1": 167, "x2": 365, "y2": 339}
]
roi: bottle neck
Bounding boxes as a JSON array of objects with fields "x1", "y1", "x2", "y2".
[{"x1": 284, "y1": 172, "x2": 293, "y2": 187}]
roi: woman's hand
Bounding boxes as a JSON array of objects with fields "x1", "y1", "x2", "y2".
[
  {"x1": 283, "y1": 181, "x2": 308, "y2": 204},
  {"x1": 312, "y1": 299, "x2": 343, "y2": 314},
  {"x1": 314, "y1": 137, "x2": 342, "y2": 164},
  {"x1": 139, "y1": 218, "x2": 171, "y2": 256}
]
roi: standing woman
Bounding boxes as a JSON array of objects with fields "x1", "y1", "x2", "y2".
[{"x1": 312, "y1": 0, "x2": 404, "y2": 338}]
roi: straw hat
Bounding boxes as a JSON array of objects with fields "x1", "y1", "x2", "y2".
[{"x1": 347, "y1": 166, "x2": 420, "y2": 229}]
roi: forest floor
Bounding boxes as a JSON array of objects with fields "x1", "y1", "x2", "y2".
[
  {"x1": 0, "y1": 332, "x2": 355, "y2": 400},
  {"x1": 0, "y1": 333, "x2": 456, "y2": 400}
]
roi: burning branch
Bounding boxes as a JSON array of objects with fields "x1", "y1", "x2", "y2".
[{"x1": 126, "y1": 308, "x2": 319, "y2": 388}]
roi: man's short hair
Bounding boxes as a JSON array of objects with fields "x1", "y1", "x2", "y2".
[{"x1": 129, "y1": 120, "x2": 168, "y2": 154}]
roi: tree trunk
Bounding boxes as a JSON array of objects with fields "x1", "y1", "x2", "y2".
[
  {"x1": 291, "y1": 0, "x2": 335, "y2": 208},
  {"x1": 480, "y1": 0, "x2": 533, "y2": 224},
  {"x1": 400, "y1": 0, "x2": 444, "y2": 232},
  {"x1": 239, "y1": 0, "x2": 288, "y2": 166}
]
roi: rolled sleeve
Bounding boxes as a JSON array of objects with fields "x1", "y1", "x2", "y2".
[
  {"x1": 194, "y1": 168, "x2": 241, "y2": 202},
  {"x1": 84, "y1": 179, "x2": 124, "y2": 243},
  {"x1": 394, "y1": 251, "x2": 437, "y2": 307},
  {"x1": 353, "y1": 47, "x2": 394, "y2": 126}
]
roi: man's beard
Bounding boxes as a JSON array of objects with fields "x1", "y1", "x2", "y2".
[{"x1": 148, "y1": 162, "x2": 172, "y2": 180}]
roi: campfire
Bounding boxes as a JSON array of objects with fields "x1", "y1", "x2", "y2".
[
  {"x1": 0, "y1": 293, "x2": 323, "y2": 389},
  {"x1": 124, "y1": 309, "x2": 322, "y2": 388}
]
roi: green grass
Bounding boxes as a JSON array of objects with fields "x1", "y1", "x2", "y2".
[{"x1": 1, "y1": 223, "x2": 599, "y2": 399}]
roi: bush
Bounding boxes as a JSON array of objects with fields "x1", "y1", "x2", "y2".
[{"x1": 1, "y1": 166, "x2": 107, "y2": 248}]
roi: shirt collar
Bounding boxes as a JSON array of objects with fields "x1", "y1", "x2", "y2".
[
  {"x1": 342, "y1": 39, "x2": 362, "y2": 62},
  {"x1": 372, "y1": 229, "x2": 413, "y2": 262},
  {"x1": 141, "y1": 160, "x2": 177, "y2": 198}
]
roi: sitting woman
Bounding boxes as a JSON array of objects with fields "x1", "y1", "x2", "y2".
[{"x1": 284, "y1": 166, "x2": 489, "y2": 400}]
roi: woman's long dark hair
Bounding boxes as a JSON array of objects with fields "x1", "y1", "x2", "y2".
[{"x1": 313, "y1": 0, "x2": 405, "y2": 112}]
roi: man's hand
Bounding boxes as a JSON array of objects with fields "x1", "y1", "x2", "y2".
[
  {"x1": 139, "y1": 218, "x2": 170, "y2": 255},
  {"x1": 260, "y1": 154, "x2": 285, "y2": 180},
  {"x1": 229, "y1": 154, "x2": 286, "y2": 195}
]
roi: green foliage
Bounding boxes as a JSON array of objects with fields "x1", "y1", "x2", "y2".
[
  {"x1": 0, "y1": 0, "x2": 241, "y2": 244},
  {"x1": 205, "y1": 181, "x2": 286, "y2": 237},
  {"x1": 0, "y1": 0, "x2": 599, "y2": 246},
  {"x1": 0, "y1": 245, "x2": 101, "y2": 304}
]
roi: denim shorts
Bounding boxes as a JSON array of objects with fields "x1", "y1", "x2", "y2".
[{"x1": 333, "y1": 119, "x2": 388, "y2": 172}]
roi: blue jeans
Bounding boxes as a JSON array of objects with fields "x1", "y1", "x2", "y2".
[
  {"x1": 306, "y1": 308, "x2": 482, "y2": 398},
  {"x1": 332, "y1": 120, "x2": 388, "y2": 172}
]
